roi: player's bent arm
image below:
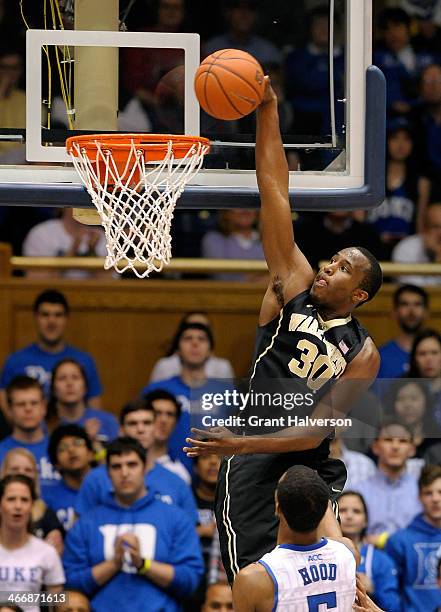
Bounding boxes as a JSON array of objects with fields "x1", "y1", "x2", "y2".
[{"x1": 232, "y1": 563, "x2": 275, "y2": 612}]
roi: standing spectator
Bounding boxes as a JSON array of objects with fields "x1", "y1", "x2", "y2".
[
  {"x1": 284, "y1": 5, "x2": 344, "y2": 137},
  {"x1": 374, "y1": 8, "x2": 436, "y2": 116},
  {"x1": 75, "y1": 399, "x2": 197, "y2": 523},
  {"x1": 0, "y1": 290, "x2": 103, "y2": 414},
  {"x1": 366, "y1": 121, "x2": 431, "y2": 254},
  {"x1": 386, "y1": 465, "x2": 441, "y2": 612},
  {"x1": 142, "y1": 323, "x2": 234, "y2": 471},
  {"x1": 392, "y1": 202, "x2": 441, "y2": 285},
  {"x1": 45, "y1": 425, "x2": 94, "y2": 531},
  {"x1": 353, "y1": 417, "x2": 422, "y2": 546},
  {"x1": 201, "y1": 210, "x2": 265, "y2": 281},
  {"x1": 407, "y1": 329, "x2": 441, "y2": 429},
  {"x1": 204, "y1": 0, "x2": 282, "y2": 67},
  {"x1": 22, "y1": 209, "x2": 108, "y2": 280},
  {"x1": 144, "y1": 389, "x2": 191, "y2": 484},
  {"x1": 150, "y1": 312, "x2": 234, "y2": 383},
  {"x1": 0, "y1": 475, "x2": 65, "y2": 611},
  {"x1": 329, "y1": 436, "x2": 377, "y2": 490},
  {"x1": 46, "y1": 359, "x2": 118, "y2": 451},
  {"x1": 339, "y1": 491, "x2": 401, "y2": 612},
  {"x1": 378, "y1": 284, "x2": 429, "y2": 378},
  {"x1": 0, "y1": 377, "x2": 59, "y2": 489},
  {"x1": 63, "y1": 437, "x2": 204, "y2": 611},
  {"x1": 1, "y1": 448, "x2": 64, "y2": 555}
]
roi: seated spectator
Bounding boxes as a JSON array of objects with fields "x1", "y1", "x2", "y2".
[
  {"x1": 284, "y1": 5, "x2": 344, "y2": 137},
  {"x1": 0, "y1": 448, "x2": 64, "y2": 555},
  {"x1": 353, "y1": 417, "x2": 422, "y2": 546},
  {"x1": 295, "y1": 212, "x2": 385, "y2": 271},
  {"x1": 378, "y1": 284, "x2": 429, "y2": 378},
  {"x1": 45, "y1": 425, "x2": 94, "y2": 531},
  {"x1": 409, "y1": 63, "x2": 441, "y2": 180},
  {"x1": 0, "y1": 289, "x2": 103, "y2": 414},
  {"x1": 407, "y1": 328, "x2": 441, "y2": 426},
  {"x1": 46, "y1": 359, "x2": 118, "y2": 451},
  {"x1": 339, "y1": 491, "x2": 400, "y2": 612},
  {"x1": 22, "y1": 209, "x2": 108, "y2": 280},
  {"x1": 329, "y1": 436, "x2": 376, "y2": 490},
  {"x1": 202, "y1": 582, "x2": 233, "y2": 612},
  {"x1": 75, "y1": 399, "x2": 198, "y2": 523},
  {"x1": 56, "y1": 589, "x2": 90, "y2": 612},
  {"x1": 374, "y1": 8, "x2": 436, "y2": 116},
  {"x1": 204, "y1": 0, "x2": 282, "y2": 67},
  {"x1": 0, "y1": 475, "x2": 65, "y2": 610},
  {"x1": 63, "y1": 437, "x2": 204, "y2": 611},
  {"x1": 366, "y1": 120, "x2": 431, "y2": 255},
  {"x1": 143, "y1": 323, "x2": 235, "y2": 471},
  {"x1": 0, "y1": 377, "x2": 59, "y2": 489},
  {"x1": 402, "y1": 0, "x2": 441, "y2": 54},
  {"x1": 201, "y1": 210, "x2": 265, "y2": 281},
  {"x1": 150, "y1": 312, "x2": 234, "y2": 382},
  {"x1": 384, "y1": 378, "x2": 440, "y2": 458},
  {"x1": 144, "y1": 389, "x2": 191, "y2": 484},
  {"x1": 392, "y1": 202, "x2": 441, "y2": 286},
  {"x1": 386, "y1": 464, "x2": 441, "y2": 612}
]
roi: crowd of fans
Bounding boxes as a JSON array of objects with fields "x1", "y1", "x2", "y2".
[{"x1": 0, "y1": 286, "x2": 439, "y2": 610}]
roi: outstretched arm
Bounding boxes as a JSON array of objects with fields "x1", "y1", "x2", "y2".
[{"x1": 257, "y1": 77, "x2": 314, "y2": 325}]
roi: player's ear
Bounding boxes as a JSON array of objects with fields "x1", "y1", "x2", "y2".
[
  {"x1": 352, "y1": 288, "x2": 368, "y2": 307},
  {"x1": 274, "y1": 492, "x2": 280, "y2": 518}
]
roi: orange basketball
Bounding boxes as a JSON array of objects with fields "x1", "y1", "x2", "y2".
[{"x1": 194, "y1": 49, "x2": 265, "y2": 121}]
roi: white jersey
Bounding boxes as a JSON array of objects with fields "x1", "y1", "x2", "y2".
[{"x1": 259, "y1": 538, "x2": 356, "y2": 612}]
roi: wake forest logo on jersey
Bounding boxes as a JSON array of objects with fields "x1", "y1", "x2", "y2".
[{"x1": 287, "y1": 313, "x2": 347, "y2": 391}]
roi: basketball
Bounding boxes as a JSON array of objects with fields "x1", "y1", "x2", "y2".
[{"x1": 194, "y1": 49, "x2": 265, "y2": 121}]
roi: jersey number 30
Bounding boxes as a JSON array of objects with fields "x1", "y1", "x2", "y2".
[
  {"x1": 288, "y1": 339, "x2": 334, "y2": 390},
  {"x1": 307, "y1": 591, "x2": 337, "y2": 611}
]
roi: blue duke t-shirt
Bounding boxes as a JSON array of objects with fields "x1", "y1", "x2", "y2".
[
  {"x1": 0, "y1": 435, "x2": 60, "y2": 489},
  {"x1": 0, "y1": 343, "x2": 102, "y2": 398},
  {"x1": 60, "y1": 407, "x2": 119, "y2": 443},
  {"x1": 43, "y1": 479, "x2": 78, "y2": 531}
]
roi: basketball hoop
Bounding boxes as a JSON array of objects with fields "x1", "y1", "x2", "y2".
[{"x1": 66, "y1": 133, "x2": 210, "y2": 278}]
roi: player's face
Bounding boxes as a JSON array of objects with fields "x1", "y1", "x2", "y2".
[
  {"x1": 372, "y1": 425, "x2": 415, "y2": 469},
  {"x1": 34, "y1": 303, "x2": 68, "y2": 346},
  {"x1": 310, "y1": 249, "x2": 369, "y2": 312},
  {"x1": 419, "y1": 477, "x2": 441, "y2": 523},
  {"x1": 9, "y1": 388, "x2": 46, "y2": 433},
  {"x1": 56, "y1": 436, "x2": 92, "y2": 473},
  {"x1": 394, "y1": 291, "x2": 427, "y2": 334},
  {"x1": 122, "y1": 409, "x2": 155, "y2": 449},
  {"x1": 415, "y1": 337, "x2": 441, "y2": 378},
  {"x1": 152, "y1": 400, "x2": 178, "y2": 444},
  {"x1": 0, "y1": 482, "x2": 33, "y2": 531},
  {"x1": 108, "y1": 451, "x2": 146, "y2": 500},
  {"x1": 338, "y1": 494, "x2": 367, "y2": 539},
  {"x1": 56, "y1": 589, "x2": 91, "y2": 612},
  {"x1": 178, "y1": 330, "x2": 211, "y2": 368},
  {"x1": 195, "y1": 454, "x2": 221, "y2": 486},
  {"x1": 53, "y1": 362, "x2": 87, "y2": 405},
  {"x1": 202, "y1": 583, "x2": 234, "y2": 612},
  {"x1": 3, "y1": 453, "x2": 37, "y2": 481},
  {"x1": 394, "y1": 383, "x2": 426, "y2": 426}
]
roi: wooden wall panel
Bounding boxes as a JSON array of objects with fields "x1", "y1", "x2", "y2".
[{"x1": 1, "y1": 279, "x2": 441, "y2": 414}]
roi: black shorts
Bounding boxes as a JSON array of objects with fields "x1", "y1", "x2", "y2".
[{"x1": 214, "y1": 450, "x2": 347, "y2": 585}]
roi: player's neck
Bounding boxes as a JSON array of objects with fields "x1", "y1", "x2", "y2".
[
  {"x1": 317, "y1": 305, "x2": 351, "y2": 322},
  {"x1": 277, "y1": 523, "x2": 320, "y2": 547}
]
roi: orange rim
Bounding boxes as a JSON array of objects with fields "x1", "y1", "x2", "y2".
[{"x1": 66, "y1": 133, "x2": 211, "y2": 164}]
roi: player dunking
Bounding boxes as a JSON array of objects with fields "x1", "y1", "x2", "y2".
[{"x1": 184, "y1": 77, "x2": 381, "y2": 585}]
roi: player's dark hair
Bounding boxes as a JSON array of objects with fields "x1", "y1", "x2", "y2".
[
  {"x1": 378, "y1": 7, "x2": 411, "y2": 30},
  {"x1": 375, "y1": 415, "x2": 413, "y2": 440},
  {"x1": 408, "y1": 329, "x2": 441, "y2": 378},
  {"x1": 48, "y1": 424, "x2": 93, "y2": 468},
  {"x1": 46, "y1": 358, "x2": 88, "y2": 432},
  {"x1": 5, "y1": 375, "x2": 44, "y2": 407},
  {"x1": 339, "y1": 490, "x2": 369, "y2": 539},
  {"x1": 354, "y1": 247, "x2": 383, "y2": 304},
  {"x1": 143, "y1": 389, "x2": 181, "y2": 421},
  {"x1": 119, "y1": 397, "x2": 155, "y2": 425},
  {"x1": 276, "y1": 466, "x2": 329, "y2": 533},
  {"x1": 33, "y1": 289, "x2": 69, "y2": 313},
  {"x1": 418, "y1": 464, "x2": 441, "y2": 491},
  {"x1": 393, "y1": 284, "x2": 429, "y2": 308},
  {"x1": 106, "y1": 437, "x2": 146, "y2": 466}
]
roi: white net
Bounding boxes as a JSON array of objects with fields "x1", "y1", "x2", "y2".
[{"x1": 68, "y1": 136, "x2": 209, "y2": 278}]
